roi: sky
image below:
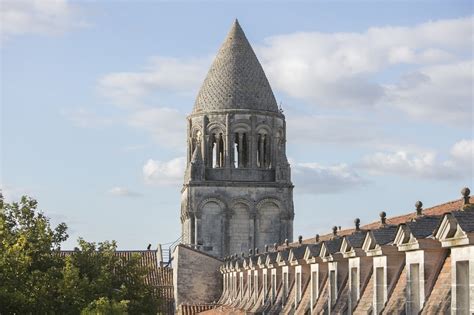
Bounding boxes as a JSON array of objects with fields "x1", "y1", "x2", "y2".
[{"x1": 1, "y1": 0, "x2": 473, "y2": 250}]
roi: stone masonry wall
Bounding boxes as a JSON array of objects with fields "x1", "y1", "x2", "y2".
[{"x1": 173, "y1": 244, "x2": 223, "y2": 309}]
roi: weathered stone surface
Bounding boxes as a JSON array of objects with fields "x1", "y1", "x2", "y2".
[
  {"x1": 181, "y1": 20, "x2": 294, "y2": 259},
  {"x1": 173, "y1": 245, "x2": 223, "y2": 307}
]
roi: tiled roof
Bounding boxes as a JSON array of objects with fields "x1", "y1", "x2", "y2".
[
  {"x1": 371, "y1": 225, "x2": 398, "y2": 245},
  {"x1": 278, "y1": 249, "x2": 289, "y2": 261},
  {"x1": 301, "y1": 197, "x2": 472, "y2": 245},
  {"x1": 405, "y1": 215, "x2": 442, "y2": 239},
  {"x1": 193, "y1": 20, "x2": 279, "y2": 114},
  {"x1": 324, "y1": 237, "x2": 343, "y2": 254},
  {"x1": 266, "y1": 251, "x2": 278, "y2": 264},
  {"x1": 345, "y1": 230, "x2": 367, "y2": 248},
  {"x1": 452, "y1": 210, "x2": 474, "y2": 232},
  {"x1": 306, "y1": 243, "x2": 322, "y2": 257},
  {"x1": 290, "y1": 245, "x2": 307, "y2": 260}
]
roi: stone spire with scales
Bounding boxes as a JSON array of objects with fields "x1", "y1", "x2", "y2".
[{"x1": 193, "y1": 19, "x2": 279, "y2": 113}]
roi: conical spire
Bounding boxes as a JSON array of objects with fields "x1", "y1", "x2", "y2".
[{"x1": 193, "y1": 20, "x2": 279, "y2": 113}]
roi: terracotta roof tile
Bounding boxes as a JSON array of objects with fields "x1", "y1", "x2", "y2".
[{"x1": 301, "y1": 197, "x2": 472, "y2": 245}]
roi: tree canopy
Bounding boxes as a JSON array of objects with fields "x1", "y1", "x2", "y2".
[{"x1": 0, "y1": 193, "x2": 160, "y2": 314}]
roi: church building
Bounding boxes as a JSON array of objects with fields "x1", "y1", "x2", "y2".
[{"x1": 180, "y1": 20, "x2": 294, "y2": 258}]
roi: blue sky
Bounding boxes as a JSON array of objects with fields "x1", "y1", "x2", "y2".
[{"x1": 1, "y1": 1, "x2": 473, "y2": 249}]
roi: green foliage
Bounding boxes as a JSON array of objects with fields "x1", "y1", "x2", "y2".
[
  {"x1": 0, "y1": 193, "x2": 160, "y2": 314},
  {"x1": 81, "y1": 297, "x2": 129, "y2": 315}
]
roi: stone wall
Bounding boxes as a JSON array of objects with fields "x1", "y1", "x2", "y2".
[{"x1": 173, "y1": 244, "x2": 223, "y2": 309}]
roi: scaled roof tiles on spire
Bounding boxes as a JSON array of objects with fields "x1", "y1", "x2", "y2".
[{"x1": 193, "y1": 20, "x2": 279, "y2": 113}]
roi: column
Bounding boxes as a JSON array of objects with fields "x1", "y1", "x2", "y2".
[
  {"x1": 194, "y1": 215, "x2": 201, "y2": 246},
  {"x1": 215, "y1": 134, "x2": 221, "y2": 167},
  {"x1": 259, "y1": 134, "x2": 265, "y2": 168},
  {"x1": 238, "y1": 133, "x2": 243, "y2": 168}
]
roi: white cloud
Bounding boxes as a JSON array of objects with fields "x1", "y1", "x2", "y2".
[
  {"x1": 143, "y1": 157, "x2": 185, "y2": 185},
  {"x1": 62, "y1": 108, "x2": 114, "y2": 128},
  {"x1": 107, "y1": 187, "x2": 142, "y2": 197},
  {"x1": 128, "y1": 107, "x2": 185, "y2": 148},
  {"x1": 384, "y1": 61, "x2": 473, "y2": 125},
  {"x1": 98, "y1": 56, "x2": 210, "y2": 107},
  {"x1": 292, "y1": 162, "x2": 368, "y2": 194},
  {"x1": 0, "y1": 0, "x2": 87, "y2": 41},
  {"x1": 357, "y1": 139, "x2": 473, "y2": 180},
  {"x1": 287, "y1": 114, "x2": 379, "y2": 145},
  {"x1": 258, "y1": 16, "x2": 472, "y2": 119}
]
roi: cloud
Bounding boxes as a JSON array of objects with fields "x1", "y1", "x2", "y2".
[
  {"x1": 258, "y1": 16, "x2": 472, "y2": 120},
  {"x1": 62, "y1": 108, "x2": 115, "y2": 128},
  {"x1": 127, "y1": 107, "x2": 186, "y2": 148},
  {"x1": 357, "y1": 139, "x2": 473, "y2": 180},
  {"x1": 292, "y1": 162, "x2": 368, "y2": 194},
  {"x1": 0, "y1": 0, "x2": 87, "y2": 41},
  {"x1": 287, "y1": 114, "x2": 379, "y2": 145},
  {"x1": 107, "y1": 187, "x2": 142, "y2": 197},
  {"x1": 142, "y1": 157, "x2": 185, "y2": 185},
  {"x1": 383, "y1": 61, "x2": 473, "y2": 125},
  {"x1": 98, "y1": 56, "x2": 210, "y2": 107}
]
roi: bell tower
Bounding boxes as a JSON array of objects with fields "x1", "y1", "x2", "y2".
[{"x1": 180, "y1": 20, "x2": 294, "y2": 258}]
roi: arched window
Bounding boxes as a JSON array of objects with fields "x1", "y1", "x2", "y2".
[
  {"x1": 234, "y1": 132, "x2": 248, "y2": 168},
  {"x1": 257, "y1": 132, "x2": 271, "y2": 168},
  {"x1": 210, "y1": 132, "x2": 224, "y2": 168}
]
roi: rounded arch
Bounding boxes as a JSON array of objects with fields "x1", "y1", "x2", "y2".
[
  {"x1": 198, "y1": 197, "x2": 226, "y2": 257},
  {"x1": 198, "y1": 197, "x2": 227, "y2": 215},
  {"x1": 207, "y1": 122, "x2": 226, "y2": 135},
  {"x1": 256, "y1": 124, "x2": 272, "y2": 135},
  {"x1": 256, "y1": 197, "x2": 283, "y2": 212},
  {"x1": 228, "y1": 198, "x2": 253, "y2": 255},
  {"x1": 256, "y1": 197, "x2": 283, "y2": 249},
  {"x1": 231, "y1": 121, "x2": 251, "y2": 133},
  {"x1": 229, "y1": 198, "x2": 254, "y2": 215}
]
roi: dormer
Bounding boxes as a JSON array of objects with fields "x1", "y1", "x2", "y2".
[
  {"x1": 276, "y1": 250, "x2": 290, "y2": 266},
  {"x1": 435, "y1": 211, "x2": 474, "y2": 247},
  {"x1": 320, "y1": 238, "x2": 343, "y2": 262},
  {"x1": 304, "y1": 243, "x2": 322, "y2": 264},
  {"x1": 248, "y1": 255, "x2": 258, "y2": 270},
  {"x1": 340, "y1": 230, "x2": 367, "y2": 258},
  {"x1": 257, "y1": 254, "x2": 266, "y2": 269},
  {"x1": 265, "y1": 251, "x2": 278, "y2": 268},
  {"x1": 362, "y1": 225, "x2": 398, "y2": 256},
  {"x1": 394, "y1": 216, "x2": 441, "y2": 251},
  {"x1": 289, "y1": 245, "x2": 307, "y2": 266}
]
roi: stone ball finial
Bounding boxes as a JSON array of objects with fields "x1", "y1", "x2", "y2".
[
  {"x1": 380, "y1": 211, "x2": 387, "y2": 224},
  {"x1": 255, "y1": 248, "x2": 259, "y2": 254},
  {"x1": 461, "y1": 187, "x2": 471, "y2": 206},
  {"x1": 332, "y1": 226, "x2": 338, "y2": 236},
  {"x1": 241, "y1": 252, "x2": 245, "y2": 257},
  {"x1": 415, "y1": 201, "x2": 423, "y2": 215},
  {"x1": 298, "y1": 235, "x2": 303, "y2": 245},
  {"x1": 354, "y1": 218, "x2": 361, "y2": 230},
  {"x1": 284, "y1": 239, "x2": 289, "y2": 246},
  {"x1": 461, "y1": 187, "x2": 470, "y2": 197},
  {"x1": 315, "y1": 234, "x2": 320, "y2": 243}
]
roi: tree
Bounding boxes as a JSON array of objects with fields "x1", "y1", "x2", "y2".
[
  {"x1": 0, "y1": 194, "x2": 68, "y2": 313},
  {"x1": 0, "y1": 193, "x2": 160, "y2": 314},
  {"x1": 81, "y1": 297, "x2": 129, "y2": 315}
]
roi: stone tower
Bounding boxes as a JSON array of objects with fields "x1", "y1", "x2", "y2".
[{"x1": 180, "y1": 20, "x2": 294, "y2": 258}]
